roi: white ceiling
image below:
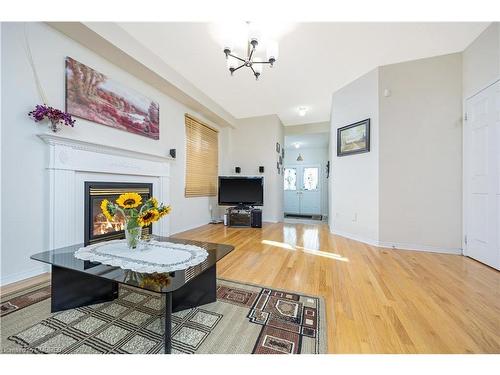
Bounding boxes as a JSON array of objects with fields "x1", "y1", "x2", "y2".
[
  {"x1": 285, "y1": 133, "x2": 329, "y2": 149},
  {"x1": 118, "y1": 22, "x2": 488, "y2": 126}
]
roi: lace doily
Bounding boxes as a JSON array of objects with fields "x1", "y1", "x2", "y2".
[{"x1": 74, "y1": 239, "x2": 209, "y2": 273}]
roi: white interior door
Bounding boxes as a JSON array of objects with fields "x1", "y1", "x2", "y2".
[
  {"x1": 464, "y1": 81, "x2": 500, "y2": 270},
  {"x1": 284, "y1": 165, "x2": 321, "y2": 215}
]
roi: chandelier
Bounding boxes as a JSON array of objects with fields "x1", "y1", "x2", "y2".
[{"x1": 223, "y1": 25, "x2": 279, "y2": 80}]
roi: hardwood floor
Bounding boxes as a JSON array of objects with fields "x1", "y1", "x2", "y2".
[
  {"x1": 173, "y1": 222, "x2": 500, "y2": 353},
  {"x1": 0, "y1": 273, "x2": 50, "y2": 297},
  {"x1": 2, "y1": 221, "x2": 498, "y2": 353}
]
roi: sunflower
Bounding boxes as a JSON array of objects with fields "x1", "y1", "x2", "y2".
[
  {"x1": 100, "y1": 199, "x2": 114, "y2": 221},
  {"x1": 148, "y1": 197, "x2": 158, "y2": 208},
  {"x1": 139, "y1": 273, "x2": 170, "y2": 291},
  {"x1": 116, "y1": 192, "x2": 142, "y2": 209},
  {"x1": 137, "y1": 209, "x2": 160, "y2": 227},
  {"x1": 158, "y1": 205, "x2": 172, "y2": 218}
]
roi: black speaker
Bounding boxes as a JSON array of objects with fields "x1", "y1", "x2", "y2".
[
  {"x1": 251, "y1": 209, "x2": 262, "y2": 228},
  {"x1": 169, "y1": 149, "x2": 176, "y2": 158},
  {"x1": 259, "y1": 166, "x2": 264, "y2": 173},
  {"x1": 235, "y1": 167, "x2": 241, "y2": 174}
]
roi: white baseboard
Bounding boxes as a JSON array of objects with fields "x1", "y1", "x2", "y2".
[
  {"x1": 330, "y1": 228, "x2": 462, "y2": 255},
  {"x1": 171, "y1": 220, "x2": 214, "y2": 236},
  {"x1": 1, "y1": 264, "x2": 50, "y2": 287},
  {"x1": 376, "y1": 241, "x2": 462, "y2": 255},
  {"x1": 330, "y1": 228, "x2": 380, "y2": 247}
]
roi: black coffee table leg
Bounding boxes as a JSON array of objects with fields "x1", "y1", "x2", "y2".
[
  {"x1": 51, "y1": 265, "x2": 119, "y2": 313},
  {"x1": 172, "y1": 264, "x2": 216, "y2": 312},
  {"x1": 164, "y1": 292, "x2": 172, "y2": 354}
]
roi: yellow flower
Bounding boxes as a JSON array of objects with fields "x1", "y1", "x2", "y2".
[
  {"x1": 139, "y1": 278, "x2": 160, "y2": 291},
  {"x1": 139, "y1": 273, "x2": 170, "y2": 291},
  {"x1": 137, "y1": 209, "x2": 160, "y2": 227},
  {"x1": 159, "y1": 205, "x2": 172, "y2": 218},
  {"x1": 100, "y1": 199, "x2": 114, "y2": 221},
  {"x1": 149, "y1": 197, "x2": 158, "y2": 208},
  {"x1": 116, "y1": 192, "x2": 142, "y2": 209}
]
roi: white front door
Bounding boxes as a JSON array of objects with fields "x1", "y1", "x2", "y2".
[
  {"x1": 284, "y1": 167, "x2": 300, "y2": 213},
  {"x1": 464, "y1": 81, "x2": 500, "y2": 270},
  {"x1": 284, "y1": 165, "x2": 321, "y2": 215}
]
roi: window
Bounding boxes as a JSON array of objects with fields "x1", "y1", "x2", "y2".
[
  {"x1": 284, "y1": 168, "x2": 297, "y2": 190},
  {"x1": 185, "y1": 114, "x2": 218, "y2": 197},
  {"x1": 303, "y1": 167, "x2": 319, "y2": 190}
]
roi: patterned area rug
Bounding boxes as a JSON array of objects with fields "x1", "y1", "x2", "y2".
[{"x1": 1, "y1": 279, "x2": 326, "y2": 354}]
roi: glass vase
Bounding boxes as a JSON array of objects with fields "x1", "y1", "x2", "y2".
[
  {"x1": 49, "y1": 118, "x2": 61, "y2": 133},
  {"x1": 125, "y1": 225, "x2": 141, "y2": 249}
]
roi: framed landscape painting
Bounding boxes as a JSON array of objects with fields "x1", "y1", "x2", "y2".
[
  {"x1": 65, "y1": 57, "x2": 160, "y2": 139},
  {"x1": 337, "y1": 118, "x2": 370, "y2": 156}
]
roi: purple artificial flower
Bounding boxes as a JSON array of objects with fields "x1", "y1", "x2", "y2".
[{"x1": 28, "y1": 104, "x2": 76, "y2": 127}]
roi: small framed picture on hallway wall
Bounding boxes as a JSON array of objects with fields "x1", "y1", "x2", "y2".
[{"x1": 337, "y1": 118, "x2": 370, "y2": 157}]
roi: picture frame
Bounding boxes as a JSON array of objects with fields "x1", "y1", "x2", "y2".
[
  {"x1": 337, "y1": 118, "x2": 370, "y2": 157},
  {"x1": 65, "y1": 57, "x2": 159, "y2": 140}
]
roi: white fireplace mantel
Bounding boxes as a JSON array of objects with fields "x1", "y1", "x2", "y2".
[
  {"x1": 39, "y1": 134, "x2": 172, "y2": 249},
  {"x1": 38, "y1": 134, "x2": 174, "y2": 175}
]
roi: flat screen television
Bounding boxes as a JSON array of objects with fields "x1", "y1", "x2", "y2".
[{"x1": 218, "y1": 176, "x2": 264, "y2": 206}]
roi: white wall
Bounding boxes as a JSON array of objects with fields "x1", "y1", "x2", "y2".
[
  {"x1": 329, "y1": 69, "x2": 379, "y2": 243},
  {"x1": 0, "y1": 22, "x2": 228, "y2": 285},
  {"x1": 378, "y1": 53, "x2": 463, "y2": 252},
  {"x1": 329, "y1": 55, "x2": 463, "y2": 253},
  {"x1": 224, "y1": 115, "x2": 284, "y2": 222},
  {"x1": 463, "y1": 22, "x2": 500, "y2": 99},
  {"x1": 284, "y1": 146, "x2": 329, "y2": 216},
  {"x1": 284, "y1": 122, "x2": 330, "y2": 136}
]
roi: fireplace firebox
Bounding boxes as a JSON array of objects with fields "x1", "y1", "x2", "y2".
[{"x1": 84, "y1": 182, "x2": 153, "y2": 246}]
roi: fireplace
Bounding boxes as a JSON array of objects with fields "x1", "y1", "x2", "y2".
[{"x1": 84, "y1": 182, "x2": 153, "y2": 246}]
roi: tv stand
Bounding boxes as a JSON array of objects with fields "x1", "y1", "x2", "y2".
[
  {"x1": 233, "y1": 204, "x2": 251, "y2": 210},
  {"x1": 227, "y1": 207, "x2": 262, "y2": 228}
]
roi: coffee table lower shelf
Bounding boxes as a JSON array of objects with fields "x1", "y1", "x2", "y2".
[{"x1": 50, "y1": 264, "x2": 217, "y2": 354}]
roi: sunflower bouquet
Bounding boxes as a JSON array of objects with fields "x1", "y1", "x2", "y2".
[{"x1": 100, "y1": 192, "x2": 171, "y2": 249}]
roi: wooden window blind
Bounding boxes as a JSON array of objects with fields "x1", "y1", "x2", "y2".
[{"x1": 185, "y1": 114, "x2": 219, "y2": 197}]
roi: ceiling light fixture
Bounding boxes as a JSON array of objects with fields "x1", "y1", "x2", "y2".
[
  {"x1": 298, "y1": 106, "x2": 308, "y2": 116},
  {"x1": 293, "y1": 142, "x2": 300, "y2": 149},
  {"x1": 223, "y1": 22, "x2": 279, "y2": 81}
]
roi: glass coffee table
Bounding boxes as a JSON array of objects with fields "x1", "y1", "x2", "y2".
[{"x1": 31, "y1": 236, "x2": 234, "y2": 354}]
